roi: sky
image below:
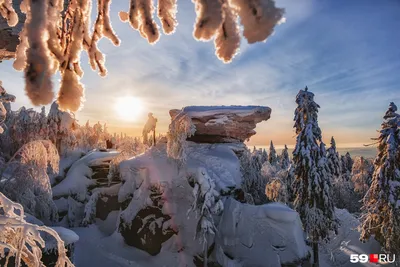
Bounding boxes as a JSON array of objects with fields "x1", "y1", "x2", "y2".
[{"x1": 0, "y1": 0, "x2": 399, "y2": 148}]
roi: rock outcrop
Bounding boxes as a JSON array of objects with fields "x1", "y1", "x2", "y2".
[{"x1": 169, "y1": 106, "x2": 271, "y2": 143}]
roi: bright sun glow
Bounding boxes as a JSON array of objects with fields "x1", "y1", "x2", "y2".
[{"x1": 115, "y1": 96, "x2": 144, "y2": 121}]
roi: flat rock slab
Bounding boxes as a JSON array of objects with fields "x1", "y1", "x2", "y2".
[{"x1": 170, "y1": 106, "x2": 271, "y2": 143}]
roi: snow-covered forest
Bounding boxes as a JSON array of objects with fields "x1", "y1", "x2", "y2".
[
  {"x1": 1, "y1": 0, "x2": 400, "y2": 266},
  {"x1": 1, "y1": 81, "x2": 399, "y2": 267}
]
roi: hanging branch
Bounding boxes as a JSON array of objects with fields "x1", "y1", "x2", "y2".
[{"x1": 1, "y1": 0, "x2": 285, "y2": 112}]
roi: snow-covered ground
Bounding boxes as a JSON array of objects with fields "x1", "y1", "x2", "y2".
[{"x1": 319, "y1": 209, "x2": 396, "y2": 267}]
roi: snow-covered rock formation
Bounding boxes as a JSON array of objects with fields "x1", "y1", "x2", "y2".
[
  {"x1": 111, "y1": 106, "x2": 308, "y2": 266},
  {"x1": 169, "y1": 106, "x2": 271, "y2": 143}
]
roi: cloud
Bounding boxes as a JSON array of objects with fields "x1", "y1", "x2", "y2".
[{"x1": 0, "y1": 0, "x2": 399, "y2": 147}]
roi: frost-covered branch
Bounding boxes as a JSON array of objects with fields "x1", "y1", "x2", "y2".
[
  {"x1": 167, "y1": 111, "x2": 196, "y2": 163},
  {"x1": 0, "y1": 81, "x2": 16, "y2": 134},
  {"x1": 187, "y1": 167, "x2": 223, "y2": 266},
  {"x1": 0, "y1": 192, "x2": 74, "y2": 267},
  {"x1": 1, "y1": 0, "x2": 285, "y2": 111},
  {"x1": 0, "y1": 140, "x2": 60, "y2": 222},
  {"x1": 0, "y1": 0, "x2": 18, "y2": 27}
]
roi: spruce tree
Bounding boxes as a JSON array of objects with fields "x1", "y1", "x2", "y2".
[
  {"x1": 261, "y1": 149, "x2": 268, "y2": 164},
  {"x1": 359, "y1": 102, "x2": 400, "y2": 254},
  {"x1": 280, "y1": 144, "x2": 290, "y2": 170},
  {"x1": 268, "y1": 140, "x2": 278, "y2": 165},
  {"x1": 341, "y1": 152, "x2": 353, "y2": 179},
  {"x1": 327, "y1": 137, "x2": 341, "y2": 179},
  {"x1": 292, "y1": 87, "x2": 337, "y2": 267},
  {"x1": 351, "y1": 156, "x2": 373, "y2": 196}
]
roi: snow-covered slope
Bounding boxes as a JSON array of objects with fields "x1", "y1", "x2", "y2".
[{"x1": 320, "y1": 208, "x2": 395, "y2": 267}]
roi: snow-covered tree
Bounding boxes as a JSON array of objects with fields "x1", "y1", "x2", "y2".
[
  {"x1": 280, "y1": 144, "x2": 290, "y2": 169},
  {"x1": 326, "y1": 137, "x2": 356, "y2": 210},
  {"x1": 0, "y1": 192, "x2": 73, "y2": 267},
  {"x1": 268, "y1": 140, "x2": 278, "y2": 165},
  {"x1": 188, "y1": 167, "x2": 223, "y2": 267},
  {"x1": 291, "y1": 87, "x2": 337, "y2": 266},
  {"x1": 0, "y1": 140, "x2": 59, "y2": 223},
  {"x1": 265, "y1": 177, "x2": 288, "y2": 204},
  {"x1": 167, "y1": 111, "x2": 196, "y2": 164},
  {"x1": 108, "y1": 137, "x2": 146, "y2": 185},
  {"x1": 48, "y1": 101, "x2": 77, "y2": 154},
  {"x1": 351, "y1": 156, "x2": 373, "y2": 196},
  {"x1": 142, "y1": 112, "x2": 158, "y2": 146},
  {"x1": 0, "y1": 80, "x2": 16, "y2": 134},
  {"x1": 240, "y1": 147, "x2": 266, "y2": 204},
  {"x1": 359, "y1": 102, "x2": 400, "y2": 254},
  {"x1": 340, "y1": 152, "x2": 353, "y2": 179},
  {"x1": 327, "y1": 137, "x2": 341, "y2": 179},
  {"x1": 261, "y1": 148, "x2": 268, "y2": 164},
  {"x1": 1, "y1": 0, "x2": 285, "y2": 112}
]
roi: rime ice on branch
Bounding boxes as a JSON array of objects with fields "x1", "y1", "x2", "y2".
[
  {"x1": 1, "y1": 0, "x2": 285, "y2": 111},
  {"x1": 0, "y1": 192, "x2": 74, "y2": 267},
  {"x1": 359, "y1": 102, "x2": 400, "y2": 255},
  {"x1": 0, "y1": 80, "x2": 16, "y2": 134}
]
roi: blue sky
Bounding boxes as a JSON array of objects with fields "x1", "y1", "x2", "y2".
[{"x1": 1, "y1": 0, "x2": 399, "y2": 147}]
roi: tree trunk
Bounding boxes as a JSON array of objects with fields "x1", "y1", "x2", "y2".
[
  {"x1": 312, "y1": 242, "x2": 319, "y2": 267},
  {"x1": 153, "y1": 129, "x2": 156, "y2": 146}
]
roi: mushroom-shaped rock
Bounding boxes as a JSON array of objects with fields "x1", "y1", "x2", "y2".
[{"x1": 169, "y1": 106, "x2": 271, "y2": 143}]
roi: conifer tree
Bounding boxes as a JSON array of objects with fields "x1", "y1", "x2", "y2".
[
  {"x1": 280, "y1": 144, "x2": 290, "y2": 170},
  {"x1": 359, "y1": 102, "x2": 400, "y2": 254},
  {"x1": 341, "y1": 152, "x2": 353, "y2": 179},
  {"x1": 261, "y1": 149, "x2": 268, "y2": 164},
  {"x1": 351, "y1": 156, "x2": 373, "y2": 196},
  {"x1": 268, "y1": 140, "x2": 278, "y2": 165},
  {"x1": 292, "y1": 87, "x2": 337, "y2": 267},
  {"x1": 327, "y1": 137, "x2": 341, "y2": 179}
]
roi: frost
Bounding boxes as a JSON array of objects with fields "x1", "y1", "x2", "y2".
[
  {"x1": 1, "y1": 0, "x2": 285, "y2": 110},
  {"x1": 0, "y1": 192, "x2": 74, "y2": 267},
  {"x1": 0, "y1": 140, "x2": 59, "y2": 223},
  {"x1": 359, "y1": 102, "x2": 400, "y2": 254},
  {"x1": 167, "y1": 111, "x2": 196, "y2": 163}
]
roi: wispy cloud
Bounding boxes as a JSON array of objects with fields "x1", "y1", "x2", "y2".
[{"x1": 0, "y1": 0, "x2": 399, "y2": 147}]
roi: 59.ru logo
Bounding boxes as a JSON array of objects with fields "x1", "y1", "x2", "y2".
[{"x1": 350, "y1": 254, "x2": 396, "y2": 264}]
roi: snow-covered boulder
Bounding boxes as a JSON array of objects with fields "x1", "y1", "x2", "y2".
[
  {"x1": 53, "y1": 151, "x2": 118, "y2": 201},
  {"x1": 52, "y1": 150, "x2": 119, "y2": 226},
  {"x1": 169, "y1": 106, "x2": 271, "y2": 143},
  {"x1": 116, "y1": 142, "x2": 309, "y2": 266},
  {"x1": 215, "y1": 198, "x2": 309, "y2": 266}
]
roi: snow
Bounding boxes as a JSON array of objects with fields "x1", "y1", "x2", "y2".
[
  {"x1": 116, "y1": 143, "x2": 308, "y2": 266},
  {"x1": 186, "y1": 142, "x2": 244, "y2": 192},
  {"x1": 216, "y1": 198, "x2": 309, "y2": 266},
  {"x1": 73, "y1": 226, "x2": 192, "y2": 267},
  {"x1": 44, "y1": 227, "x2": 79, "y2": 251},
  {"x1": 52, "y1": 150, "x2": 118, "y2": 201},
  {"x1": 320, "y1": 209, "x2": 396, "y2": 267},
  {"x1": 59, "y1": 150, "x2": 85, "y2": 176},
  {"x1": 182, "y1": 105, "x2": 271, "y2": 118}
]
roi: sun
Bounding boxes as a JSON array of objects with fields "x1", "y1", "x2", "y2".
[{"x1": 114, "y1": 96, "x2": 144, "y2": 121}]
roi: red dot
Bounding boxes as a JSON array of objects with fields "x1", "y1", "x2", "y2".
[{"x1": 369, "y1": 254, "x2": 379, "y2": 263}]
